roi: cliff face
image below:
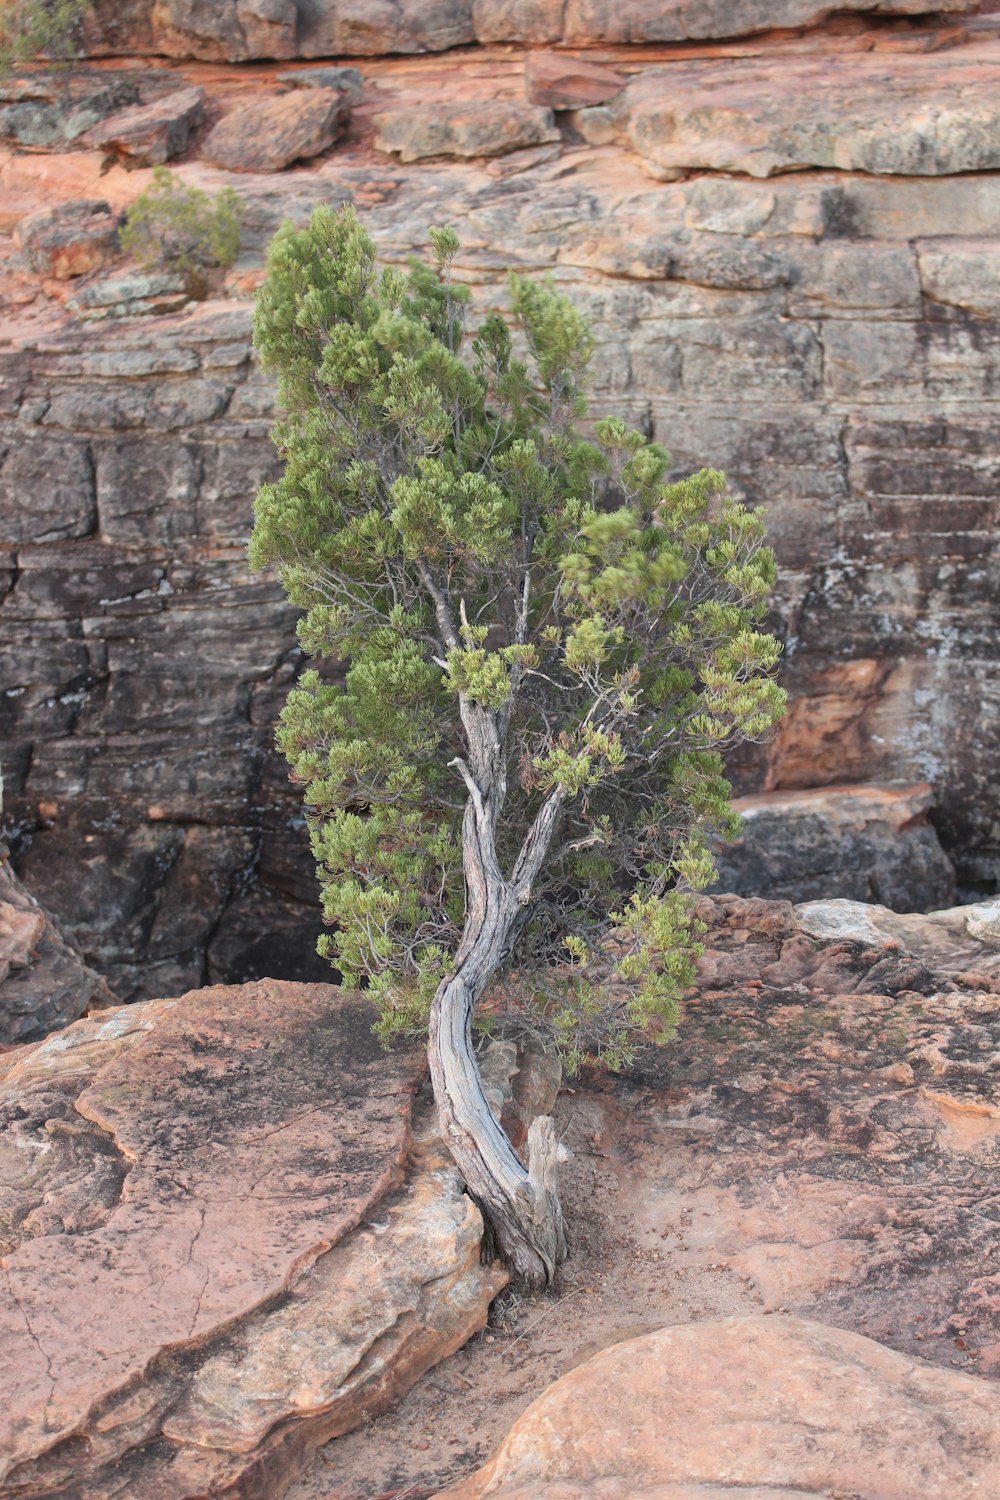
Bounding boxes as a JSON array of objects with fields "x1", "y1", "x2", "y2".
[{"x1": 1, "y1": 5, "x2": 999, "y2": 997}]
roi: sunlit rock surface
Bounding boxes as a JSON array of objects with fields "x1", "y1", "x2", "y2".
[{"x1": 0, "y1": 982, "x2": 505, "y2": 1498}]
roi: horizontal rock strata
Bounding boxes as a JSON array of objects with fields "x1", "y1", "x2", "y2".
[
  {"x1": 0, "y1": 982, "x2": 505, "y2": 1498},
  {"x1": 1, "y1": 18, "x2": 998, "y2": 999},
  {"x1": 80, "y1": 0, "x2": 982, "y2": 60}
]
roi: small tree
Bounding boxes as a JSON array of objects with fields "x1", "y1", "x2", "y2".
[
  {"x1": 120, "y1": 168, "x2": 242, "y2": 295},
  {"x1": 250, "y1": 205, "x2": 785, "y2": 1287},
  {"x1": 0, "y1": 0, "x2": 87, "y2": 72}
]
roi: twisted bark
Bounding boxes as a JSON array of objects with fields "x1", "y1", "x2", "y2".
[{"x1": 428, "y1": 711, "x2": 567, "y2": 1288}]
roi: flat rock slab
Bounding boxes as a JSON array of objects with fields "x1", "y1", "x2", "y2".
[
  {"x1": 601, "y1": 894, "x2": 1000, "y2": 1379},
  {"x1": 203, "y1": 89, "x2": 349, "y2": 172},
  {"x1": 525, "y1": 51, "x2": 625, "y2": 110},
  {"x1": 579, "y1": 45, "x2": 1000, "y2": 177},
  {"x1": 0, "y1": 982, "x2": 505, "y2": 1497},
  {"x1": 374, "y1": 101, "x2": 560, "y2": 162},
  {"x1": 83, "y1": 86, "x2": 205, "y2": 166},
  {"x1": 437, "y1": 1314, "x2": 1000, "y2": 1499}
]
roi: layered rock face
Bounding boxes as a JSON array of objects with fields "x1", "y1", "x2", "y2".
[
  {"x1": 1, "y1": 7, "x2": 999, "y2": 1000},
  {"x1": 80, "y1": 0, "x2": 982, "y2": 61}
]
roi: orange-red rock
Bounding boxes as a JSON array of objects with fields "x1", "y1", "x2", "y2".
[
  {"x1": 203, "y1": 89, "x2": 349, "y2": 172},
  {"x1": 0, "y1": 982, "x2": 505, "y2": 1498},
  {"x1": 525, "y1": 51, "x2": 625, "y2": 109},
  {"x1": 435, "y1": 1315, "x2": 1000, "y2": 1499}
]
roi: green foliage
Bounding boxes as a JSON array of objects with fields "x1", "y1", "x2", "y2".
[
  {"x1": 119, "y1": 168, "x2": 242, "y2": 294},
  {"x1": 251, "y1": 204, "x2": 786, "y2": 1070},
  {"x1": 0, "y1": 0, "x2": 87, "y2": 72}
]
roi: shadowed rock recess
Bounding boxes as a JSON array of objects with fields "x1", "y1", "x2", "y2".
[{"x1": 1, "y1": 3, "x2": 999, "y2": 1002}]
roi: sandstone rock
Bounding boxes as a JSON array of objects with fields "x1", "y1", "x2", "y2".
[
  {"x1": 13, "y1": 198, "x2": 120, "y2": 279},
  {"x1": 151, "y1": 0, "x2": 299, "y2": 61},
  {"x1": 436, "y1": 1315, "x2": 1000, "y2": 1499},
  {"x1": 66, "y1": 271, "x2": 190, "y2": 319},
  {"x1": 0, "y1": 848, "x2": 114, "y2": 1045},
  {"x1": 0, "y1": 982, "x2": 505, "y2": 1498},
  {"x1": 0, "y1": 76, "x2": 138, "y2": 149},
  {"x1": 83, "y1": 84, "x2": 205, "y2": 166},
  {"x1": 4, "y1": 42, "x2": 1000, "y2": 999},
  {"x1": 276, "y1": 64, "x2": 365, "y2": 99},
  {"x1": 525, "y1": 51, "x2": 625, "y2": 109},
  {"x1": 73, "y1": 0, "x2": 983, "y2": 59},
  {"x1": 578, "y1": 47, "x2": 1000, "y2": 178},
  {"x1": 610, "y1": 892, "x2": 1000, "y2": 1374},
  {"x1": 298, "y1": 0, "x2": 476, "y2": 57},
  {"x1": 374, "y1": 101, "x2": 560, "y2": 162},
  {"x1": 917, "y1": 236, "x2": 1000, "y2": 317},
  {"x1": 713, "y1": 782, "x2": 956, "y2": 911},
  {"x1": 203, "y1": 88, "x2": 349, "y2": 171}
]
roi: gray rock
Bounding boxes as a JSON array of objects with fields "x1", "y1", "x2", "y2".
[
  {"x1": 0, "y1": 78, "x2": 139, "y2": 148},
  {"x1": 578, "y1": 49, "x2": 1000, "y2": 178},
  {"x1": 276, "y1": 65, "x2": 364, "y2": 99},
  {"x1": 66, "y1": 273, "x2": 190, "y2": 321},
  {"x1": 203, "y1": 88, "x2": 348, "y2": 171},
  {"x1": 374, "y1": 101, "x2": 560, "y2": 162},
  {"x1": 83, "y1": 85, "x2": 205, "y2": 166},
  {"x1": 0, "y1": 849, "x2": 114, "y2": 1046},
  {"x1": 713, "y1": 784, "x2": 957, "y2": 913}
]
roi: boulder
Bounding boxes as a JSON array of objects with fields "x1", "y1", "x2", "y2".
[
  {"x1": 0, "y1": 982, "x2": 505, "y2": 1499},
  {"x1": 374, "y1": 101, "x2": 560, "y2": 162},
  {"x1": 524, "y1": 51, "x2": 626, "y2": 109},
  {"x1": 0, "y1": 847, "x2": 114, "y2": 1045},
  {"x1": 203, "y1": 88, "x2": 349, "y2": 171},
  {"x1": 435, "y1": 1314, "x2": 1000, "y2": 1499},
  {"x1": 0, "y1": 76, "x2": 138, "y2": 149},
  {"x1": 577, "y1": 46, "x2": 1000, "y2": 177},
  {"x1": 713, "y1": 781, "x2": 956, "y2": 911},
  {"x1": 13, "y1": 199, "x2": 120, "y2": 280},
  {"x1": 83, "y1": 85, "x2": 205, "y2": 166}
]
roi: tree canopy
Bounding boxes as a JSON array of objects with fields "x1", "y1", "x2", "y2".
[{"x1": 250, "y1": 204, "x2": 785, "y2": 1079}]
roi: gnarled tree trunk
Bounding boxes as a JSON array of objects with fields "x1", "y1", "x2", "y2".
[{"x1": 428, "y1": 705, "x2": 568, "y2": 1289}]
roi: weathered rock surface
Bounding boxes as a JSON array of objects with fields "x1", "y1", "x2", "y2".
[
  {"x1": 577, "y1": 44, "x2": 1000, "y2": 178},
  {"x1": 0, "y1": 846, "x2": 113, "y2": 1045},
  {"x1": 65, "y1": 270, "x2": 191, "y2": 320},
  {"x1": 714, "y1": 781, "x2": 956, "y2": 911},
  {"x1": 276, "y1": 64, "x2": 365, "y2": 99},
  {"x1": 524, "y1": 51, "x2": 625, "y2": 110},
  {"x1": 2, "y1": 21, "x2": 1000, "y2": 993},
  {"x1": 13, "y1": 199, "x2": 120, "y2": 279},
  {"x1": 607, "y1": 892, "x2": 1000, "y2": 1378},
  {"x1": 0, "y1": 982, "x2": 505, "y2": 1498},
  {"x1": 0, "y1": 75, "x2": 138, "y2": 149},
  {"x1": 203, "y1": 88, "x2": 349, "y2": 172},
  {"x1": 374, "y1": 101, "x2": 560, "y2": 163},
  {"x1": 83, "y1": 85, "x2": 205, "y2": 166},
  {"x1": 79, "y1": 0, "x2": 982, "y2": 60},
  {"x1": 436, "y1": 1314, "x2": 1000, "y2": 1499}
]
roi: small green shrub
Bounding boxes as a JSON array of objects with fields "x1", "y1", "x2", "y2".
[
  {"x1": 0, "y1": 0, "x2": 87, "y2": 72},
  {"x1": 120, "y1": 168, "x2": 242, "y2": 294}
]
